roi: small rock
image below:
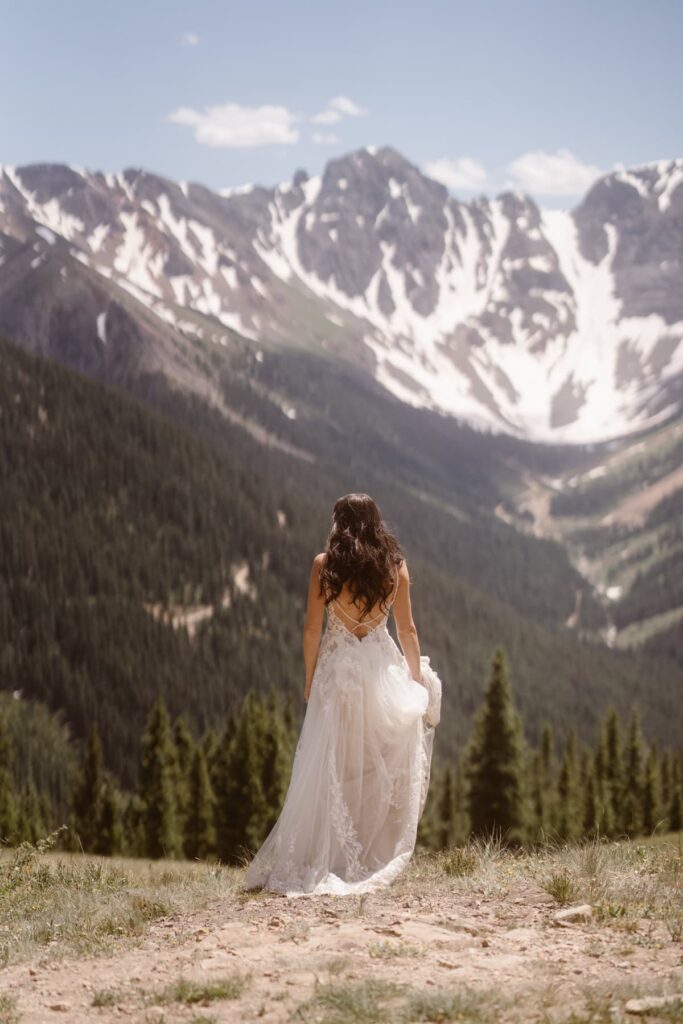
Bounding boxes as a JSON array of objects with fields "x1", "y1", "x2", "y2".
[
  {"x1": 625, "y1": 994, "x2": 683, "y2": 1015},
  {"x1": 481, "y1": 938, "x2": 490, "y2": 947},
  {"x1": 48, "y1": 1003, "x2": 71, "y2": 1013},
  {"x1": 553, "y1": 904, "x2": 593, "y2": 925}
]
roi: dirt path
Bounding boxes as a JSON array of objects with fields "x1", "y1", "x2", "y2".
[{"x1": 3, "y1": 870, "x2": 680, "y2": 1023}]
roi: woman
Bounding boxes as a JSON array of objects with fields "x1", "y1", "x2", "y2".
[{"x1": 244, "y1": 493, "x2": 440, "y2": 896}]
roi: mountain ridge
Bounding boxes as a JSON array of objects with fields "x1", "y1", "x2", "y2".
[{"x1": 1, "y1": 147, "x2": 682, "y2": 443}]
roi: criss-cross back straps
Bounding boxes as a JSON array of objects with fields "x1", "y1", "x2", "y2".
[{"x1": 330, "y1": 571, "x2": 400, "y2": 633}]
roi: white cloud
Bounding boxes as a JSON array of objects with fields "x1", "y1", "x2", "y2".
[
  {"x1": 181, "y1": 32, "x2": 200, "y2": 46},
  {"x1": 311, "y1": 95, "x2": 367, "y2": 125},
  {"x1": 312, "y1": 132, "x2": 341, "y2": 145},
  {"x1": 424, "y1": 157, "x2": 488, "y2": 191},
  {"x1": 506, "y1": 149, "x2": 602, "y2": 197},
  {"x1": 168, "y1": 102, "x2": 300, "y2": 148},
  {"x1": 329, "y1": 96, "x2": 366, "y2": 117},
  {"x1": 311, "y1": 108, "x2": 342, "y2": 125}
]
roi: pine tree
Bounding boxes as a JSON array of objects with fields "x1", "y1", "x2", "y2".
[
  {"x1": 72, "y1": 724, "x2": 105, "y2": 851},
  {"x1": 0, "y1": 713, "x2": 17, "y2": 843},
  {"x1": 556, "y1": 729, "x2": 581, "y2": 841},
  {"x1": 214, "y1": 693, "x2": 292, "y2": 862},
  {"x1": 603, "y1": 707, "x2": 624, "y2": 837},
  {"x1": 581, "y1": 748, "x2": 598, "y2": 838},
  {"x1": 622, "y1": 708, "x2": 644, "y2": 836},
  {"x1": 172, "y1": 716, "x2": 195, "y2": 838},
  {"x1": 659, "y1": 750, "x2": 673, "y2": 811},
  {"x1": 138, "y1": 699, "x2": 181, "y2": 859},
  {"x1": 451, "y1": 760, "x2": 470, "y2": 846},
  {"x1": 214, "y1": 698, "x2": 265, "y2": 861},
  {"x1": 184, "y1": 745, "x2": 216, "y2": 859},
  {"x1": 16, "y1": 782, "x2": 44, "y2": 843},
  {"x1": 95, "y1": 778, "x2": 124, "y2": 856},
  {"x1": 202, "y1": 726, "x2": 220, "y2": 780},
  {"x1": 641, "y1": 748, "x2": 661, "y2": 836},
  {"x1": 259, "y1": 692, "x2": 293, "y2": 836},
  {"x1": 538, "y1": 721, "x2": 557, "y2": 837},
  {"x1": 668, "y1": 758, "x2": 682, "y2": 833},
  {"x1": 437, "y1": 767, "x2": 455, "y2": 849},
  {"x1": 593, "y1": 723, "x2": 615, "y2": 836},
  {"x1": 122, "y1": 793, "x2": 146, "y2": 858},
  {"x1": 465, "y1": 649, "x2": 526, "y2": 845}
]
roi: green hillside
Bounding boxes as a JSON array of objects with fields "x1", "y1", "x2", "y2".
[{"x1": 0, "y1": 335, "x2": 681, "y2": 807}]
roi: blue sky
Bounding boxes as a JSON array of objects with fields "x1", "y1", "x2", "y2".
[{"x1": 3, "y1": 0, "x2": 681, "y2": 202}]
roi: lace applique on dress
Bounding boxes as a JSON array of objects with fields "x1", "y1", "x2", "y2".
[{"x1": 244, "y1": 575, "x2": 440, "y2": 897}]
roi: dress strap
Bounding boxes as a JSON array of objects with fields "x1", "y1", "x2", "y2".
[
  {"x1": 332, "y1": 599, "x2": 385, "y2": 630},
  {"x1": 389, "y1": 569, "x2": 400, "y2": 607}
]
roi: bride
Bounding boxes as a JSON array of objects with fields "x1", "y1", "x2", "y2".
[{"x1": 245, "y1": 492, "x2": 441, "y2": 896}]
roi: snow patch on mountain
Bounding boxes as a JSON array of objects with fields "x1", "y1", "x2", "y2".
[{"x1": 1, "y1": 150, "x2": 681, "y2": 443}]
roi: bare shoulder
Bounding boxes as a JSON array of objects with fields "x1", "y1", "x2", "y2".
[
  {"x1": 312, "y1": 551, "x2": 326, "y2": 569},
  {"x1": 398, "y1": 558, "x2": 410, "y2": 581}
]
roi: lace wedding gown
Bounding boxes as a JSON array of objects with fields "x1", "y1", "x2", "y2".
[{"x1": 244, "y1": 599, "x2": 439, "y2": 897}]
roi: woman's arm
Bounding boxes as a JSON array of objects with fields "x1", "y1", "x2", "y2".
[
  {"x1": 303, "y1": 553, "x2": 326, "y2": 701},
  {"x1": 392, "y1": 559, "x2": 422, "y2": 684}
]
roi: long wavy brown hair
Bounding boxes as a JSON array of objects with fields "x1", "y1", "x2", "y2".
[{"x1": 319, "y1": 493, "x2": 404, "y2": 618}]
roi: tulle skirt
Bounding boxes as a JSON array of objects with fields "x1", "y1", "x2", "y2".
[{"x1": 244, "y1": 628, "x2": 438, "y2": 897}]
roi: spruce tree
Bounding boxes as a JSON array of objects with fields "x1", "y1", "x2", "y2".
[
  {"x1": 139, "y1": 699, "x2": 181, "y2": 859},
  {"x1": 202, "y1": 726, "x2": 220, "y2": 782},
  {"x1": 465, "y1": 649, "x2": 526, "y2": 845},
  {"x1": 122, "y1": 793, "x2": 146, "y2": 858},
  {"x1": 0, "y1": 714, "x2": 17, "y2": 843},
  {"x1": 538, "y1": 721, "x2": 557, "y2": 837},
  {"x1": 641, "y1": 748, "x2": 661, "y2": 836},
  {"x1": 72, "y1": 724, "x2": 105, "y2": 852},
  {"x1": 556, "y1": 729, "x2": 581, "y2": 841},
  {"x1": 219, "y1": 695, "x2": 269, "y2": 859},
  {"x1": 184, "y1": 745, "x2": 216, "y2": 859},
  {"x1": 172, "y1": 716, "x2": 195, "y2": 838},
  {"x1": 622, "y1": 709, "x2": 644, "y2": 836},
  {"x1": 659, "y1": 750, "x2": 673, "y2": 811},
  {"x1": 451, "y1": 760, "x2": 470, "y2": 846},
  {"x1": 437, "y1": 767, "x2": 455, "y2": 849},
  {"x1": 668, "y1": 759, "x2": 682, "y2": 833},
  {"x1": 95, "y1": 778, "x2": 124, "y2": 856},
  {"x1": 603, "y1": 707, "x2": 624, "y2": 837},
  {"x1": 259, "y1": 692, "x2": 293, "y2": 836},
  {"x1": 593, "y1": 722, "x2": 615, "y2": 836},
  {"x1": 581, "y1": 748, "x2": 598, "y2": 838},
  {"x1": 16, "y1": 782, "x2": 44, "y2": 844},
  {"x1": 214, "y1": 693, "x2": 292, "y2": 861}
]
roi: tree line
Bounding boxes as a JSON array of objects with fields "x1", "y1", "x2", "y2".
[{"x1": 1, "y1": 649, "x2": 680, "y2": 860}]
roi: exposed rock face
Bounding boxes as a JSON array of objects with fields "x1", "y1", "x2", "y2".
[{"x1": 1, "y1": 148, "x2": 682, "y2": 442}]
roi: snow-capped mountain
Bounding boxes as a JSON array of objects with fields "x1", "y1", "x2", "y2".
[{"x1": 1, "y1": 147, "x2": 682, "y2": 442}]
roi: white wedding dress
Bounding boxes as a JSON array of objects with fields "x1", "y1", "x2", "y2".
[{"x1": 244, "y1": 598, "x2": 440, "y2": 897}]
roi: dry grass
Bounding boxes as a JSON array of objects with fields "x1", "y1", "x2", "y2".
[
  {"x1": 0, "y1": 829, "x2": 241, "y2": 965},
  {"x1": 0, "y1": 993, "x2": 19, "y2": 1024},
  {"x1": 0, "y1": 830, "x2": 680, "y2": 1023},
  {"x1": 528, "y1": 832, "x2": 683, "y2": 932},
  {"x1": 292, "y1": 978, "x2": 498, "y2": 1023},
  {"x1": 149, "y1": 973, "x2": 249, "y2": 1005}
]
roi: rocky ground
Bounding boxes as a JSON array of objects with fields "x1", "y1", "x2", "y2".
[{"x1": 0, "y1": 836, "x2": 681, "y2": 1023}]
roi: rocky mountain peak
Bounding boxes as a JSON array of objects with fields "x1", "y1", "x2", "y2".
[{"x1": 0, "y1": 148, "x2": 681, "y2": 443}]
